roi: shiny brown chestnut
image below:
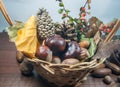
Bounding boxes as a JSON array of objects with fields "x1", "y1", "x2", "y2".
[
  {"x1": 63, "y1": 41, "x2": 81, "y2": 59},
  {"x1": 45, "y1": 34, "x2": 66, "y2": 53},
  {"x1": 35, "y1": 45, "x2": 52, "y2": 62}
]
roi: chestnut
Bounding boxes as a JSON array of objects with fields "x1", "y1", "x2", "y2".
[
  {"x1": 20, "y1": 58, "x2": 33, "y2": 76},
  {"x1": 45, "y1": 34, "x2": 66, "y2": 53},
  {"x1": 63, "y1": 41, "x2": 81, "y2": 59},
  {"x1": 35, "y1": 45, "x2": 52, "y2": 62}
]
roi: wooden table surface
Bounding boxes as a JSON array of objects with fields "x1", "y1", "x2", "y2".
[{"x1": 0, "y1": 32, "x2": 120, "y2": 87}]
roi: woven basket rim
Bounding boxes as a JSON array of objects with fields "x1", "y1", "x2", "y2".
[{"x1": 27, "y1": 56, "x2": 107, "y2": 71}]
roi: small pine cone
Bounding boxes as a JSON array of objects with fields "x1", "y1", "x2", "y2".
[
  {"x1": 36, "y1": 8, "x2": 55, "y2": 41},
  {"x1": 55, "y1": 23, "x2": 77, "y2": 42}
]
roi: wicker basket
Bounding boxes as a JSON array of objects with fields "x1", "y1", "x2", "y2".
[
  {"x1": 25, "y1": 19, "x2": 120, "y2": 87},
  {"x1": 27, "y1": 57, "x2": 106, "y2": 87}
]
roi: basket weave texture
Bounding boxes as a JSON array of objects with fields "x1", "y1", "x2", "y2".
[{"x1": 27, "y1": 57, "x2": 106, "y2": 87}]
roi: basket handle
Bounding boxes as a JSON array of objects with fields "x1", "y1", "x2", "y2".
[{"x1": 0, "y1": 0, "x2": 13, "y2": 26}]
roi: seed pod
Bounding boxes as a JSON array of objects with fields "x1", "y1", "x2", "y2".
[
  {"x1": 62, "y1": 58, "x2": 80, "y2": 65},
  {"x1": 105, "y1": 61, "x2": 120, "y2": 75},
  {"x1": 91, "y1": 68, "x2": 111, "y2": 78}
]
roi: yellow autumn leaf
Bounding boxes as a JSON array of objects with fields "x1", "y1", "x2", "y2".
[{"x1": 15, "y1": 16, "x2": 40, "y2": 58}]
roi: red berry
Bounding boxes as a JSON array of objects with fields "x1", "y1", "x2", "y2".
[
  {"x1": 63, "y1": 13, "x2": 67, "y2": 17},
  {"x1": 81, "y1": 13, "x2": 86, "y2": 17},
  {"x1": 106, "y1": 28, "x2": 111, "y2": 33},
  {"x1": 103, "y1": 25, "x2": 107, "y2": 29},
  {"x1": 103, "y1": 29, "x2": 107, "y2": 33}
]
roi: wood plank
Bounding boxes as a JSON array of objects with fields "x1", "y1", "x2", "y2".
[{"x1": 0, "y1": 32, "x2": 120, "y2": 87}]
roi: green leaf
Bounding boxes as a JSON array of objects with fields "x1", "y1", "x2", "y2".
[
  {"x1": 58, "y1": 9, "x2": 63, "y2": 14},
  {"x1": 68, "y1": 16, "x2": 73, "y2": 21},
  {"x1": 77, "y1": 19, "x2": 81, "y2": 24},
  {"x1": 6, "y1": 21, "x2": 24, "y2": 42},
  {"x1": 62, "y1": 16, "x2": 66, "y2": 19},
  {"x1": 65, "y1": 10, "x2": 70, "y2": 14},
  {"x1": 80, "y1": 34, "x2": 86, "y2": 40},
  {"x1": 59, "y1": 2, "x2": 64, "y2": 7},
  {"x1": 88, "y1": 38, "x2": 97, "y2": 58}
]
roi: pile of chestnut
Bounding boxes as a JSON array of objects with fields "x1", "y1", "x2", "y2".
[
  {"x1": 35, "y1": 34, "x2": 89, "y2": 65},
  {"x1": 91, "y1": 60, "x2": 120, "y2": 85}
]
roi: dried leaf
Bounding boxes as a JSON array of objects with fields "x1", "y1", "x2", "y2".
[
  {"x1": 85, "y1": 28, "x2": 98, "y2": 38},
  {"x1": 89, "y1": 17, "x2": 98, "y2": 25},
  {"x1": 94, "y1": 31, "x2": 101, "y2": 45}
]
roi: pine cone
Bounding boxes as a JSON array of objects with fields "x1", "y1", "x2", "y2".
[
  {"x1": 36, "y1": 8, "x2": 55, "y2": 40},
  {"x1": 55, "y1": 23, "x2": 77, "y2": 42}
]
